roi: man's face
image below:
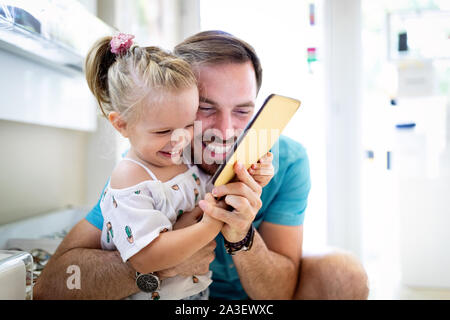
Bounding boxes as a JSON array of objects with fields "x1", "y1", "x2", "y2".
[{"x1": 193, "y1": 61, "x2": 258, "y2": 175}]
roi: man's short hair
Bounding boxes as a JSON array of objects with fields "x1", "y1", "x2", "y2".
[{"x1": 174, "y1": 30, "x2": 263, "y2": 93}]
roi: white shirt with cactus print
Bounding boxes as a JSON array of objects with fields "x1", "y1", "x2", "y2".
[{"x1": 100, "y1": 158, "x2": 212, "y2": 300}]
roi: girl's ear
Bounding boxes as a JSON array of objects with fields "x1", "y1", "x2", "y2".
[{"x1": 108, "y1": 112, "x2": 129, "y2": 138}]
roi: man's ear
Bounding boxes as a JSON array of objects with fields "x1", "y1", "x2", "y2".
[{"x1": 108, "y1": 112, "x2": 129, "y2": 138}]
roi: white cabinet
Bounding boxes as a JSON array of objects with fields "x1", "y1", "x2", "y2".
[
  {"x1": 0, "y1": 0, "x2": 114, "y2": 132},
  {"x1": 394, "y1": 96, "x2": 450, "y2": 288},
  {"x1": 0, "y1": 48, "x2": 97, "y2": 131}
]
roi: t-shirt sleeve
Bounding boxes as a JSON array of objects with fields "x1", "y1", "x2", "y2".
[
  {"x1": 85, "y1": 179, "x2": 109, "y2": 230},
  {"x1": 86, "y1": 149, "x2": 129, "y2": 229},
  {"x1": 101, "y1": 187, "x2": 173, "y2": 262},
  {"x1": 85, "y1": 198, "x2": 103, "y2": 230},
  {"x1": 263, "y1": 154, "x2": 311, "y2": 226}
]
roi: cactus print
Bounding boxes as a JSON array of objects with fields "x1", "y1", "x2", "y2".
[{"x1": 125, "y1": 225, "x2": 134, "y2": 244}]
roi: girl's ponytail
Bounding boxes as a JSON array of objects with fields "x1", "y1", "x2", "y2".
[{"x1": 84, "y1": 36, "x2": 116, "y2": 117}]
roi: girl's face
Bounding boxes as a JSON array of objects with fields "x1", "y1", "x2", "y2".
[{"x1": 127, "y1": 86, "x2": 198, "y2": 168}]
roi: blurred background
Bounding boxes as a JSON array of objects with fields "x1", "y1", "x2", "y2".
[{"x1": 0, "y1": 0, "x2": 449, "y2": 300}]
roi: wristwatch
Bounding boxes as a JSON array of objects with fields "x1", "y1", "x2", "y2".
[
  {"x1": 224, "y1": 225, "x2": 255, "y2": 255},
  {"x1": 135, "y1": 272, "x2": 160, "y2": 293}
]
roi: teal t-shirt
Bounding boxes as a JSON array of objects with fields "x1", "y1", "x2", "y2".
[{"x1": 85, "y1": 135, "x2": 311, "y2": 299}]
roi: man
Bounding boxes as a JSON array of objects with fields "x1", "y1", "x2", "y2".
[{"x1": 34, "y1": 31, "x2": 369, "y2": 300}]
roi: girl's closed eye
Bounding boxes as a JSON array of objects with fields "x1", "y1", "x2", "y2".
[
  {"x1": 154, "y1": 129, "x2": 172, "y2": 135},
  {"x1": 154, "y1": 124, "x2": 193, "y2": 136}
]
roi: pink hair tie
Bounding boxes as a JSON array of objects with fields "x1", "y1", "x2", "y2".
[{"x1": 110, "y1": 33, "x2": 135, "y2": 55}]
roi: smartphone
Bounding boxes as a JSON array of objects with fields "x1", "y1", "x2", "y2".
[{"x1": 210, "y1": 94, "x2": 301, "y2": 186}]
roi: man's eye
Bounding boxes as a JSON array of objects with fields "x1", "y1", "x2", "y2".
[
  {"x1": 235, "y1": 110, "x2": 251, "y2": 115},
  {"x1": 199, "y1": 106, "x2": 213, "y2": 112}
]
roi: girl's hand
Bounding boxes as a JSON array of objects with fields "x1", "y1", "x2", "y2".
[
  {"x1": 247, "y1": 152, "x2": 274, "y2": 188},
  {"x1": 199, "y1": 193, "x2": 225, "y2": 230}
]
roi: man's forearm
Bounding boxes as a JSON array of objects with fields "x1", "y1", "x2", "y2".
[
  {"x1": 33, "y1": 248, "x2": 138, "y2": 300},
  {"x1": 232, "y1": 231, "x2": 299, "y2": 300}
]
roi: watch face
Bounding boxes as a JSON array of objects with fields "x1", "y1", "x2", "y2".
[{"x1": 136, "y1": 273, "x2": 159, "y2": 293}]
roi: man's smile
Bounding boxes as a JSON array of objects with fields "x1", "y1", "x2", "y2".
[{"x1": 203, "y1": 141, "x2": 233, "y2": 157}]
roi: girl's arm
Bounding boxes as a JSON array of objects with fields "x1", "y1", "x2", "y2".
[
  {"x1": 128, "y1": 193, "x2": 222, "y2": 274},
  {"x1": 110, "y1": 161, "x2": 222, "y2": 274}
]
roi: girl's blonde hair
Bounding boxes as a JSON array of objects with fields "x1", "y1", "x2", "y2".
[{"x1": 85, "y1": 36, "x2": 197, "y2": 123}]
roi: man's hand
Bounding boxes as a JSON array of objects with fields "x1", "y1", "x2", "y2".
[
  {"x1": 158, "y1": 206, "x2": 216, "y2": 279},
  {"x1": 159, "y1": 240, "x2": 216, "y2": 278},
  {"x1": 199, "y1": 162, "x2": 262, "y2": 243}
]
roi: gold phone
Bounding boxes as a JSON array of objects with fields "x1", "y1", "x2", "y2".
[{"x1": 211, "y1": 94, "x2": 301, "y2": 186}]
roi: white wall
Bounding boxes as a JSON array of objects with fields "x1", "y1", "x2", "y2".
[
  {"x1": 0, "y1": 120, "x2": 88, "y2": 225},
  {"x1": 77, "y1": 0, "x2": 97, "y2": 15},
  {"x1": 0, "y1": 41, "x2": 96, "y2": 225},
  {"x1": 84, "y1": 116, "x2": 120, "y2": 207},
  {"x1": 323, "y1": 0, "x2": 363, "y2": 257}
]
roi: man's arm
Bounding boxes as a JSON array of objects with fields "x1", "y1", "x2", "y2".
[
  {"x1": 34, "y1": 207, "x2": 216, "y2": 300},
  {"x1": 201, "y1": 162, "x2": 305, "y2": 299},
  {"x1": 232, "y1": 222, "x2": 302, "y2": 300},
  {"x1": 33, "y1": 219, "x2": 138, "y2": 300}
]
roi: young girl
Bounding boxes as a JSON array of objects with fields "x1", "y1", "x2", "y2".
[{"x1": 85, "y1": 33, "x2": 273, "y2": 300}]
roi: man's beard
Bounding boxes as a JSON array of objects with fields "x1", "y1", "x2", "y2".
[
  {"x1": 186, "y1": 128, "x2": 240, "y2": 176},
  {"x1": 198, "y1": 162, "x2": 220, "y2": 176}
]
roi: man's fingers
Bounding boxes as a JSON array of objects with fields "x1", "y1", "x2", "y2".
[
  {"x1": 204, "y1": 241, "x2": 216, "y2": 264},
  {"x1": 233, "y1": 162, "x2": 262, "y2": 195},
  {"x1": 224, "y1": 194, "x2": 251, "y2": 213},
  {"x1": 206, "y1": 239, "x2": 217, "y2": 251},
  {"x1": 199, "y1": 199, "x2": 234, "y2": 225},
  {"x1": 216, "y1": 199, "x2": 229, "y2": 209},
  {"x1": 200, "y1": 195, "x2": 255, "y2": 234},
  {"x1": 197, "y1": 240, "x2": 216, "y2": 265},
  {"x1": 204, "y1": 192, "x2": 216, "y2": 204},
  {"x1": 212, "y1": 181, "x2": 261, "y2": 209},
  {"x1": 175, "y1": 240, "x2": 216, "y2": 276}
]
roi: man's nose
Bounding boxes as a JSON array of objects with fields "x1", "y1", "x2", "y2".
[{"x1": 215, "y1": 112, "x2": 236, "y2": 142}]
